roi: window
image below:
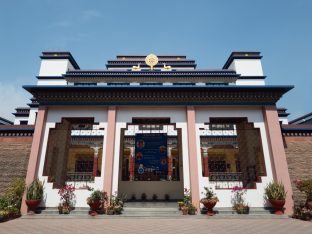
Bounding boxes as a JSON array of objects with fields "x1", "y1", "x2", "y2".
[
  {"x1": 75, "y1": 160, "x2": 93, "y2": 172},
  {"x1": 200, "y1": 118, "x2": 266, "y2": 189}
]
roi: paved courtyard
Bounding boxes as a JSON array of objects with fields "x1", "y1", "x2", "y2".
[{"x1": 0, "y1": 217, "x2": 311, "y2": 234}]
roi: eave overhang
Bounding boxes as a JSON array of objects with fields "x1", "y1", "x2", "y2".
[{"x1": 23, "y1": 85, "x2": 293, "y2": 106}]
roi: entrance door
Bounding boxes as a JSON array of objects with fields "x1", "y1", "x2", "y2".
[{"x1": 118, "y1": 119, "x2": 184, "y2": 201}]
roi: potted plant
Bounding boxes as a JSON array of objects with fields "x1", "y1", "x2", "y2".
[
  {"x1": 187, "y1": 203, "x2": 197, "y2": 215},
  {"x1": 106, "y1": 205, "x2": 115, "y2": 215},
  {"x1": 231, "y1": 186, "x2": 249, "y2": 214},
  {"x1": 181, "y1": 205, "x2": 188, "y2": 215},
  {"x1": 114, "y1": 205, "x2": 123, "y2": 215},
  {"x1": 87, "y1": 190, "x2": 107, "y2": 216},
  {"x1": 294, "y1": 179, "x2": 312, "y2": 209},
  {"x1": 177, "y1": 201, "x2": 184, "y2": 210},
  {"x1": 105, "y1": 192, "x2": 126, "y2": 215},
  {"x1": 25, "y1": 179, "x2": 44, "y2": 213},
  {"x1": 141, "y1": 193, "x2": 147, "y2": 201},
  {"x1": 200, "y1": 187, "x2": 219, "y2": 216},
  {"x1": 264, "y1": 181, "x2": 287, "y2": 215},
  {"x1": 58, "y1": 184, "x2": 75, "y2": 214}
]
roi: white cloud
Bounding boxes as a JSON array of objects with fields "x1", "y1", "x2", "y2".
[{"x1": 0, "y1": 82, "x2": 30, "y2": 121}]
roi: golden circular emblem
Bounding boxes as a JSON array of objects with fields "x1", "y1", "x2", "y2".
[{"x1": 145, "y1": 54, "x2": 158, "y2": 69}]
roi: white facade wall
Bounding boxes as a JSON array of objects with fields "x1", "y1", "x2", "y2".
[
  {"x1": 236, "y1": 79, "x2": 265, "y2": 86},
  {"x1": 37, "y1": 79, "x2": 67, "y2": 85},
  {"x1": 37, "y1": 107, "x2": 108, "y2": 207},
  {"x1": 28, "y1": 108, "x2": 38, "y2": 125},
  {"x1": 36, "y1": 106, "x2": 274, "y2": 208},
  {"x1": 39, "y1": 59, "x2": 74, "y2": 77},
  {"x1": 231, "y1": 59, "x2": 264, "y2": 77},
  {"x1": 279, "y1": 117, "x2": 289, "y2": 125},
  {"x1": 227, "y1": 59, "x2": 265, "y2": 86},
  {"x1": 195, "y1": 107, "x2": 274, "y2": 208},
  {"x1": 14, "y1": 116, "x2": 29, "y2": 125}
]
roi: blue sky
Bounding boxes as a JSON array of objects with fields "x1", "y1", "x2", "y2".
[{"x1": 0, "y1": 0, "x2": 311, "y2": 120}]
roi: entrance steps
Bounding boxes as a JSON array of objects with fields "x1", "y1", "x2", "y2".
[
  {"x1": 122, "y1": 202, "x2": 180, "y2": 217},
  {"x1": 22, "y1": 203, "x2": 288, "y2": 219}
]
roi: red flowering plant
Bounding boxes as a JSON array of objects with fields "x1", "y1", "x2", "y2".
[
  {"x1": 293, "y1": 179, "x2": 312, "y2": 220},
  {"x1": 293, "y1": 179, "x2": 312, "y2": 200},
  {"x1": 231, "y1": 186, "x2": 249, "y2": 214},
  {"x1": 58, "y1": 184, "x2": 75, "y2": 214}
]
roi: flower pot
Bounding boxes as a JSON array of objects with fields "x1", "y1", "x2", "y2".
[
  {"x1": 269, "y1": 200, "x2": 285, "y2": 215},
  {"x1": 106, "y1": 209, "x2": 114, "y2": 215},
  {"x1": 306, "y1": 200, "x2": 312, "y2": 209},
  {"x1": 25, "y1": 199, "x2": 41, "y2": 213},
  {"x1": 181, "y1": 208, "x2": 188, "y2": 215},
  {"x1": 88, "y1": 200, "x2": 102, "y2": 215},
  {"x1": 177, "y1": 202, "x2": 184, "y2": 210},
  {"x1": 201, "y1": 198, "x2": 217, "y2": 216},
  {"x1": 235, "y1": 204, "x2": 249, "y2": 214},
  {"x1": 188, "y1": 209, "x2": 196, "y2": 215}
]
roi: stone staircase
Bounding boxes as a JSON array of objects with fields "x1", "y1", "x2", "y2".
[{"x1": 122, "y1": 202, "x2": 181, "y2": 217}]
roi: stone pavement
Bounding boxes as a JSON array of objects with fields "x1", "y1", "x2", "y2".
[{"x1": 0, "y1": 217, "x2": 311, "y2": 234}]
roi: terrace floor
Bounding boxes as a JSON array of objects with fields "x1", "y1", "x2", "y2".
[{"x1": 0, "y1": 217, "x2": 311, "y2": 234}]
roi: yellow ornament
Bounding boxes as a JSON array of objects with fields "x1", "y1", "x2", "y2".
[{"x1": 145, "y1": 54, "x2": 158, "y2": 70}]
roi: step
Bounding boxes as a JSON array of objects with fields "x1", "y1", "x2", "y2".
[
  {"x1": 22, "y1": 204, "x2": 288, "y2": 219},
  {"x1": 211, "y1": 207, "x2": 275, "y2": 215},
  {"x1": 37, "y1": 207, "x2": 91, "y2": 215}
]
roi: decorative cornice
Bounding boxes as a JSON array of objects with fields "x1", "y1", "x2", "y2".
[
  {"x1": 107, "y1": 59, "x2": 196, "y2": 63},
  {"x1": 238, "y1": 76, "x2": 266, "y2": 80},
  {"x1": 64, "y1": 70, "x2": 238, "y2": 83},
  {"x1": 116, "y1": 55, "x2": 187, "y2": 59},
  {"x1": 23, "y1": 85, "x2": 293, "y2": 106},
  {"x1": 282, "y1": 124, "x2": 312, "y2": 136},
  {"x1": 106, "y1": 63, "x2": 197, "y2": 69},
  {"x1": 12, "y1": 107, "x2": 30, "y2": 117},
  {"x1": 36, "y1": 76, "x2": 64, "y2": 80},
  {"x1": 0, "y1": 126, "x2": 34, "y2": 136}
]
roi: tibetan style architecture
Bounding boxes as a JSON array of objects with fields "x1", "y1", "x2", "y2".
[{"x1": 11, "y1": 51, "x2": 296, "y2": 214}]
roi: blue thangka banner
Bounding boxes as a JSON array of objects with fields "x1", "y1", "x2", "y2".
[{"x1": 135, "y1": 133, "x2": 168, "y2": 174}]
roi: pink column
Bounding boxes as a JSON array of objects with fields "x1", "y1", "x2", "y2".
[
  {"x1": 186, "y1": 106, "x2": 200, "y2": 210},
  {"x1": 263, "y1": 106, "x2": 294, "y2": 215},
  {"x1": 103, "y1": 106, "x2": 117, "y2": 196},
  {"x1": 202, "y1": 148, "x2": 209, "y2": 177},
  {"x1": 21, "y1": 107, "x2": 47, "y2": 215},
  {"x1": 92, "y1": 147, "x2": 100, "y2": 177},
  {"x1": 129, "y1": 147, "x2": 135, "y2": 181}
]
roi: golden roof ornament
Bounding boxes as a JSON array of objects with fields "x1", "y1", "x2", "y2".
[
  {"x1": 145, "y1": 54, "x2": 158, "y2": 70},
  {"x1": 132, "y1": 63, "x2": 141, "y2": 71},
  {"x1": 163, "y1": 63, "x2": 172, "y2": 71}
]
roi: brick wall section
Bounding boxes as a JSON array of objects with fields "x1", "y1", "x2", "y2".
[
  {"x1": 284, "y1": 136, "x2": 312, "y2": 206},
  {"x1": 0, "y1": 136, "x2": 33, "y2": 195}
]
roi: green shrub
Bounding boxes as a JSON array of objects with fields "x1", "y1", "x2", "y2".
[
  {"x1": 1, "y1": 178, "x2": 25, "y2": 210},
  {"x1": 0, "y1": 197, "x2": 9, "y2": 210},
  {"x1": 264, "y1": 181, "x2": 286, "y2": 200},
  {"x1": 26, "y1": 179, "x2": 44, "y2": 200}
]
